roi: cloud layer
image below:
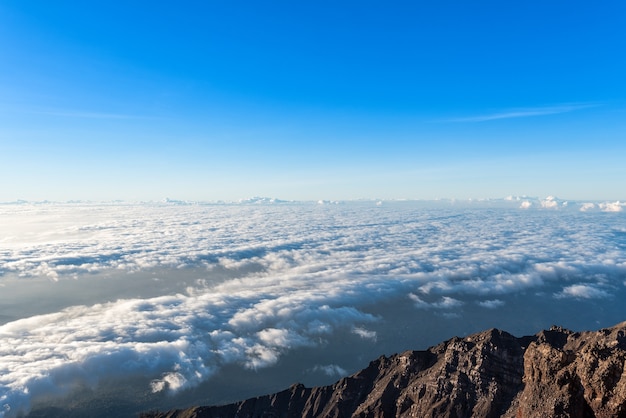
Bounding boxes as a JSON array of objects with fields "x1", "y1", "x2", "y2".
[{"x1": 1, "y1": 201, "x2": 625, "y2": 416}]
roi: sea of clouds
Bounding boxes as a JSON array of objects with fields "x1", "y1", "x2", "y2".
[{"x1": 0, "y1": 198, "x2": 625, "y2": 417}]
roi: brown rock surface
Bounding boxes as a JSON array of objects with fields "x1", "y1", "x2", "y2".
[{"x1": 144, "y1": 322, "x2": 626, "y2": 418}]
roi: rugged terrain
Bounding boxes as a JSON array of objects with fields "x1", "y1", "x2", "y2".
[{"x1": 145, "y1": 322, "x2": 626, "y2": 418}]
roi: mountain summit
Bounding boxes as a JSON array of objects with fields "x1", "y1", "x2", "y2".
[{"x1": 144, "y1": 322, "x2": 626, "y2": 418}]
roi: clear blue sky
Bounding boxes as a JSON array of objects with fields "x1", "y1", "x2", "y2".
[{"x1": 1, "y1": 1, "x2": 625, "y2": 201}]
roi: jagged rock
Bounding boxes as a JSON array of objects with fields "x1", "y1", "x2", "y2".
[
  {"x1": 143, "y1": 322, "x2": 626, "y2": 418},
  {"x1": 505, "y1": 325, "x2": 626, "y2": 418}
]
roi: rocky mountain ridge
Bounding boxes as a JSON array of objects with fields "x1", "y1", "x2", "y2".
[{"x1": 145, "y1": 322, "x2": 626, "y2": 417}]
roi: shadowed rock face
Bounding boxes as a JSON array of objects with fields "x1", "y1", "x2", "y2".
[{"x1": 144, "y1": 322, "x2": 626, "y2": 418}]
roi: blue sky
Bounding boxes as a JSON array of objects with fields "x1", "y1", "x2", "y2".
[{"x1": 1, "y1": 1, "x2": 625, "y2": 201}]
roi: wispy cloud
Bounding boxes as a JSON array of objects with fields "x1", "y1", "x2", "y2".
[
  {"x1": 311, "y1": 364, "x2": 348, "y2": 377},
  {"x1": 444, "y1": 103, "x2": 600, "y2": 123},
  {"x1": 0, "y1": 103, "x2": 151, "y2": 120},
  {"x1": 37, "y1": 110, "x2": 141, "y2": 119}
]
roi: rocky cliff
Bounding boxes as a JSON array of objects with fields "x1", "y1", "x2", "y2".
[{"x1": 144, "y1": 322, "x2": 626, "y2": 418}]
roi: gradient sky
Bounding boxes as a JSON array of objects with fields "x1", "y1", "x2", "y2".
[{"x1": 1, "y1": 1, "x2": 625, "y2": 202}]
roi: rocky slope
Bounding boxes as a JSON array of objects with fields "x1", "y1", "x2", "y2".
[{"x1": 144, "y1": 322, "x2": 626, "y2": 418}]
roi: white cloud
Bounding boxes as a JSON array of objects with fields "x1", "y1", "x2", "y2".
[
  {"x1": 554, "y1": 284, "x2": 612, "y2": 299},
  {"x1": 580, "y1": 203, "x2": 596, "y2": 212},
  {"x1": 409, "y1": 293, "x2": 430, "y2": 309},
  {"x1": 311, "y1": 364, "x2": 347, "y2": 377},
  {"x1": 0, "y1": 286, "x2": 377, "y2": 416},
  {"x1": 409, "y1": 294, "x2": 463, "y2": 310},
  {"x1": 540, "y1": 196, "x2": 560, "y2": 209},
  {"x1": 578, "y1": 201, "x2": 623, "y2": 212},
  {"x1": 1, "y1": 201, "x2": 626, "y2": 417},
  {"x1": 435, "y1": 296, "x2": 463, "y2": 309},
  {"x1": 477, "y1": 299, "x2": 505, "y2": 309},
  {"x1": 352, "y1": 327, "x2": 377, "y2": 341},
  {"x1": 599, "y1": 201, "x2": 623, "y2": 212}
]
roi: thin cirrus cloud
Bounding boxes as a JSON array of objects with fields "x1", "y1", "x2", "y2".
[
  {"x1": 40, "y1": 111, "x2": 139, "y2": 119},
  {"x1": 1, "y1": 200, "x2": 625, "y2": 417},
  {"x1": 443, "y1": 103, "x2": 600, "y2": 123},
  {"x1": 34, "y1": 109, "x2": 155, "y2": 120},
  {"x1": 0, "y1": 103, "x2": 153, "y2": 120}
]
